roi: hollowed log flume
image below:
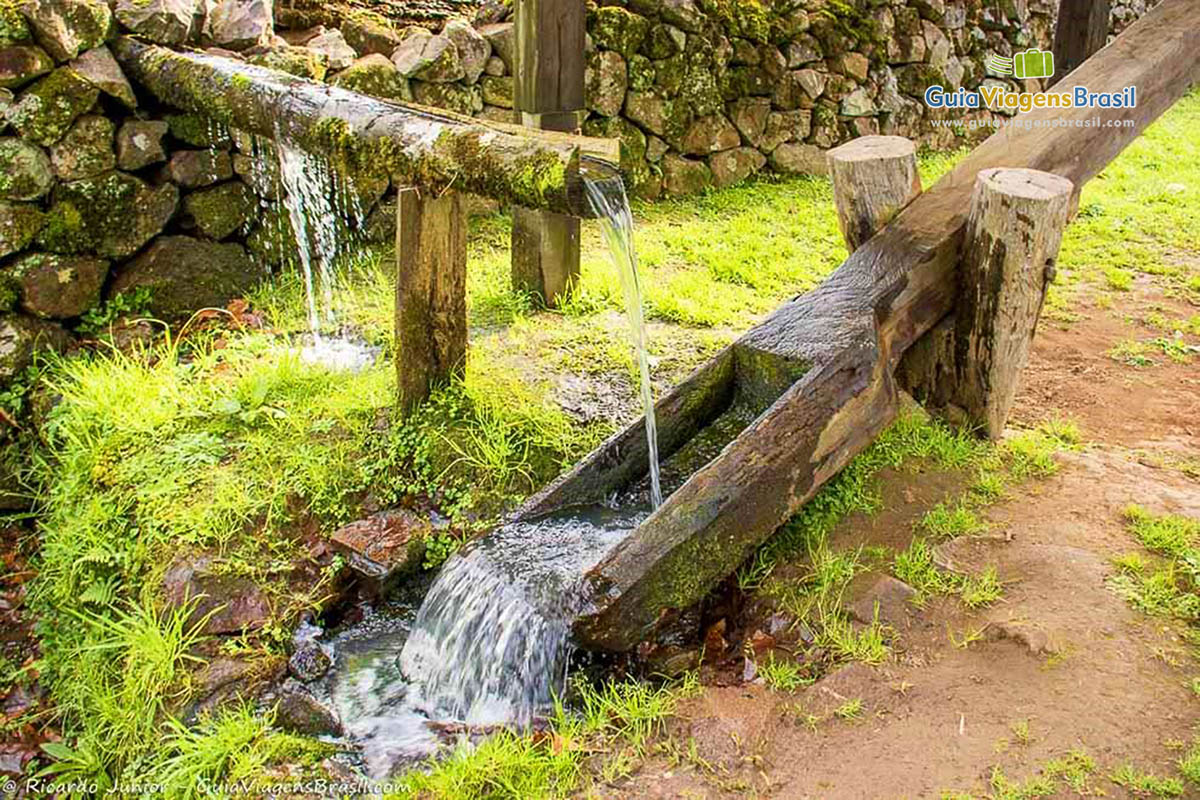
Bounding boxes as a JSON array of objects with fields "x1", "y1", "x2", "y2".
[
  {"x1": 509, "y1": 0, "x2": 1200, "y2": 651},
  {"x1": 112, "y1": 38, "x2": 618, "y2": 216}
]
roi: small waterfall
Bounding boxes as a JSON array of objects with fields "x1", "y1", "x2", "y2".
[
  {"x1": 273, "y1": 131, "x2": 377, "y2": 372},
  {"x1": 399, "y1": 509, "x2": 644, "y2": 726},
  {"x1": 582, "y1": 174, "x2": 663, "y2": 509}
]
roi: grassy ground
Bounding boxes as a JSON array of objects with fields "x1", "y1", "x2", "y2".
[{"x1": 3, "y1": 90, "x2": 1198, "y2": 795}]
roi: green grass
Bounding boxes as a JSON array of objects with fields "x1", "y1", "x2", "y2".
[
  {"x1": 1108, "y1": 506, "x2": 1200, "y2": 624},
  {"x1": 758, "y1": 653, "x2": 812, "y2": 692},
  {"x1": 1109, "y1": 763, "x2": 1185, "y2": 798}
]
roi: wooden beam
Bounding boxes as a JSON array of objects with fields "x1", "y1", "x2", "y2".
[
  {"x1": 511, "y1": 0, "x2": 586, "y2": 307},
  {"x1": 395, "y1": 187, "x2": 467, "y2": 414},
  {"x1": 1053, "y1": 0, "x2": 1112, "y2": 80},
  {"x1": 559, "y1": 0, "x2": 1200, "y2": 651},
  {"x1": 112, "y1": 37, "x2": 610, "y2": 216}
]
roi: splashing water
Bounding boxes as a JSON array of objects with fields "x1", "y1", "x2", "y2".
[
  {"x1": 582, "y1": 174, "x2": 663, "y2": 509},
  {"x1": 274, "y1": 131, "x2": 377, "y2": 371}
]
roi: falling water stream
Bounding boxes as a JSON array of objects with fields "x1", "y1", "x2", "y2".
[{"x1": 306, "y1": 172, "x2": 664, "y2": 776}]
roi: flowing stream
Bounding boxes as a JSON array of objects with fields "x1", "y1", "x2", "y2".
[{"x1": 312, "y1": 174, "x2": 667, "y2": 774}]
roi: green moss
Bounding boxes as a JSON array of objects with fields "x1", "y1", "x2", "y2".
[
  {"x1": 700, "y1": 0, "x2": 772, "y2": 42},
  {"x1": 247, "y1": 47, "x2": 328, "y2": 82},
  {"x1": 590, "y1": 6, "x2": 651, "y2": 58},
  {"x1": 330, "y1": 58, "x2": 412, "y2": 102},
  {"x1": 36, "y1": 201, "x2": 93, "y2": 254},
  {"x1": 0, "y1": 272, "x2": 18, "y2": 312},
  {"x1": 166, "y1": 112, "x2": 231, "y2": 148},
  {"x1": 4, "y1": 67, "x2": 99, "y2": 146},
  {"x1": 0, "y1": 1, "x2": 29, "y2": 46},
  {"x1": 0, "y1": 200, "x2": 45, "y2": 257}
]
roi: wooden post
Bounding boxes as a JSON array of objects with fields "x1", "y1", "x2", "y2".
[
  {"x1": 1053, "y1": 0, "x2": 1112, "y2": 80},
  {"x1": 395, "y1": 187, "x2": 467, "y2": 414},
  {"x1": 511, "y1": 0, "x2": 586, "y2": 307},
  {"x1": 952, "y1": 168, "x2": 1073, "y2": 438},
  {"x1": 827, "y1": 136, "x2": 922, "y2": 252}
]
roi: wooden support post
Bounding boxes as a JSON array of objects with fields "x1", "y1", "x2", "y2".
[
  {"x1": 511, "y1": 0, "x2": 586, "y2": 307},
  {"x1": 1053, "y1": 0, "x2": 1112, "y2": 80},
  {"x1": 395, "y1": 187, "x2": 467, "y2": 414},
  {"x1": 952, "y1": 169, "x2": 1073, "y2": 438},
  {"x1": 827, "y1": 136, "x2": 922, "y2": 252}
]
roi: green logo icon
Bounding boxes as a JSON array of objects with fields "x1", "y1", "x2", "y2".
[{"x1": 986, "y1": 49, "x2": 1056, "y2": 79}]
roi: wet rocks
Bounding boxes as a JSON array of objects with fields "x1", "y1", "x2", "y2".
[
  {"x1": 272, "y1": 683, "x2": 343, "y2": 736},
  {"x1": 288, "y1": 641, "x2": 332, "y2": 682},
  {"x1": 330, "y1": 509, "x2": 431, "y2": 584},
  {"x1": 167, "y1": 148, "x2": 233, "y2": 188},
  {"x1": 181, "y1": 180, "x2": 256, "y2": 240},
  {"x1": 0, "y1": 313, "x2": 67, "y2": 379},
  {"x1": 44, "y1": 171, "x2": 177, "y2": 257},
  {"x1": 162, "y1": 552, "x2": 273, "y2": 635},
  {"x1": 109, "y1": 236, "x2": 264, "y2": 319}
]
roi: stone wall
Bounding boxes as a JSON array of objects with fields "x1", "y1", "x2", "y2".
[{"x1": 0, "y1": 0, "x2": 1160, "y2": 399}]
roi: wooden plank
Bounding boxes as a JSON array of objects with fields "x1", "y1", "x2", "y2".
[
  {"x1": 570, "y1": 0, "x2": 1200, "y2": 651},
  {"x1": 1054, "y1": 0, "x2": 1112, "y2": 80},
  {"x1": 395, "y1": 187, "x2": 467, "y2": 413},
  {"x1": 112, "y1": 37, "x2": 612, "y2": 216}
]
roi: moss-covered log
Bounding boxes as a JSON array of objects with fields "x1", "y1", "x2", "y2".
[{"x1": 112, "y1": 38, "x2": 611, "y2": 215}]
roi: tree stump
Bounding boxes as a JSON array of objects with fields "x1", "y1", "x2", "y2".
[
  {"x1": 395, "y1": 187, "x2": 467, "y2": 414},
  {"x1": 951, "y1": 168, "x2": 1073, "y2": 438},
  {"x1": 511, "y1": 0, "x2": 586, "y2": 307},
  {"x1": 827, "y1": 136, "x2": 922, "y2": 253}
]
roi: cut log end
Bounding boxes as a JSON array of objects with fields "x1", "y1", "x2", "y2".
[{"x1": 827, "y1": 135, "x2": 922, "y2": 253}]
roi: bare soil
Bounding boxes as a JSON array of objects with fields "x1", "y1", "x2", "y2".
[{"x1": 604, "y1": 285, "x2": 1200, "y2": 799}]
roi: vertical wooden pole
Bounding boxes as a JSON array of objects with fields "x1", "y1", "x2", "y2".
[
  {"x1": 1053, "y1": 0, "x2": 1111, "y2": 80},
  {"x1": 951, "y1": 168, "x2": 1073, "y2": 438},
  {"x1": 511, "y1": 0, "x2": 585, "y2": 307},
  {"x1": 827, "y1": 136, "x2": 922, "y2": 253},
  {"x1": 395, "y1": 187, "x2": 467, "y2": 414}
]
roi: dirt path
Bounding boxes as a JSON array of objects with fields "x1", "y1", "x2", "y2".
[{"x1": 604, "y1": 284, "x2": 1200, "y2": 799}]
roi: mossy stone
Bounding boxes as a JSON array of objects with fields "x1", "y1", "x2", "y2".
[
  {"x1": 411, "y1": 80, "x2": 481, "y2": 115},
  {"x1": 47, "y1": 171, "x2": 178, "y2": 258},
  {"x1": 0, "y1": 136, "x2": 52, "y2": 200},
  {"x1": 4, "y1": 66, "x2": 98, "y2": 146},
  {"x1": 6, "y1": 251, "x2": 108, "y2": 318},
  {"x1": 643, "y1": 23, "x2": 684, "y2": 60},
  {"x1": 248, "y1": 46, "x2": 329, "y2": 82},
  {"x1": 330, "y1": 54, "x2": 412, "y2": 103},
  {"x1": 0, "y1": 199, "x2": 43, "y2": 257},
  {"x1": 0, "y1": 311, "x2": 68, "y2": 380},
  {"x1": 591, "y1": 6, "x2": 651, "y2": 59},
  {"x1": 0, "y1": 4, "x2": 29, "y2": 47},
  {"x1": 479, "y1": 75, "x2": 512, "y2": 109},
  {"x1": 49, "y1": 114, "x2": 114, "y2": 180},
  {"x1": 0, "y1": 44, "x2": 52, "y2": 89},
  {"x1": 627, "y1": 53, "x2": 655, "y2": 92},
  {"x1": 245, "y1": 206, "x2": 297, "y2": 268},
  {"x1": 679, "y1": 63, "x2": 722, "y2": 116},
  {"x1": 18, "y1": 0, "x2": 112, "y2": 62},
  {"x1": 166, "y1": 112, "x2": 231, "y2": 149},
  {"x1": 582, "y1": 115, "x2": 647, "y2": 166},
  {"x1": 183, "y1": 180, "x2": 256, "y2": 241}
]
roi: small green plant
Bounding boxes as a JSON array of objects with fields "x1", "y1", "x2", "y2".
[
  {"x1": 1045, "y1": 748, "x2": 1097, "y2": 793},
  {"x1": 1109, "y1": 763, "x2": 1184, "y2": 797},
  {"x1": 1105, "y1": 266, "x2": 1135, "y2": 291},
  {"x1": 920, "y1": 502, "x2": 986, "y2": 539},
  {"x1": 834, "y1": 698, "x2": 863, "y2": 721},
  {"x1": 758, "y1": 653, "x2": 811, "y2": 693},
  {"x1": 1010, "y1": 719, "x2": 1032, "y2": 746},
  {"x1": 76, "y1": 287, "x2": 155, "y2": 335},
  {"x1": 423, "y1": 532, "x2": 464, "y2": 571}
]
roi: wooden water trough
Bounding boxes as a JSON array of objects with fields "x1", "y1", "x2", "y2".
[
  {"x1": 113, "y1": 37, "x2": 617, "y2": 412},
  {"x1": 496, "y1": 0, "x2": 1200, "y2": 651}
]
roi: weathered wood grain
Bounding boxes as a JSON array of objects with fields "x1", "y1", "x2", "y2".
[
  {"x1": 572, "y1": 0, "x2": 1200, "y2": 651},
  {"x1": 1054, "y1": 0, "x2": 1112, "y2": 80},
  {"x1": 827, "y1": 136, "x2": 922, "y2": 253}
]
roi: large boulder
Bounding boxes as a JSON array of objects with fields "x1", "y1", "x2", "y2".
[
  {"x1": 40, "y1": 171, "x2": 177, "y2": 257},
  {"x1": 769, "y1": 142, "x2": 828, "y2": 176},
  {"x1": 4, "y1": 66, "x2": 98, "y2": 145},
  {"x1": 6, "y1": 252, "x2": 107, "y2": 318},
  {"x1": 662, "y1": 153, "x2": 710, "y2": 195},
  {"x1": 49, "y1": 114, "x2": 114, "y2": 180},
  {"x1": 18, "y1": 0, "x2": 112, "y2": 62},
  {"x1": 0, "y1": 44, "x2": 53, "y2": 89},
  {"x1": 329, "y1": 53, "x2": 410, "y2": 102},
  {"x1": 0, "y1": 200, "x2": 43, "y2": 258},
  {"x1": 391, "y1": 29, "x2": 463, "y2": 82},
  {"x1": 163, "y1": 553, "x2": 273, "y2": 634},
  {"x1": 207, "y1": 0, "x2": 273, "y2": 51},
  {"x1": 114, "y1": 0, "x2": 201, "y2": 46},
  {"x1": 109, "y1": 236, "x2": 267, "y2": 319},
  {"x1": 0, "y1": 313, "x2": 68, "y2": 380},
  {"x1": 679, "y1": 114, "x2": 740, "y2": 156},
  {"x1": 0, "y1": 137, "x2": 52, "y2": 200},
  {"x1": 70, "y1": 44, "x2": 136, "y2": 108},
  {"x1": 586, "y1": 50, "x2": 627, "y2": 118},
  {"x1": 340, "y1": 11, "x2": 400, "y2": 57},
  {"x1": 443, "y1": 18, "x2": 489, "y2": 84},
  {"x1": 305, "y1": 28, "x2": 355, "y2": 70},
  {"x1": 182, "y1": 180, "x2": 256, "y2": 240},
  {"x1": 709, "y1": 146, "x2": 765, "y2": 188},
  {"x1": 115, "y1": 119, "x2": 169, "y2": 170}
]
